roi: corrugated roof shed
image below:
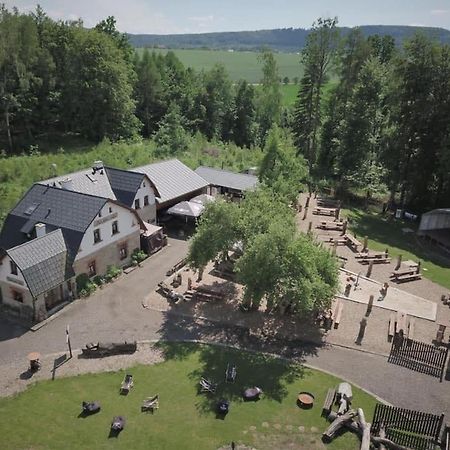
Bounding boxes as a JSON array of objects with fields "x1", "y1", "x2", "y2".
[
  {"x1": 134, "y1": 159, "x2": 208, "y2": 205},
  {"x1": 7, "y1": 229, "x2": 68, "y2": 298},
  {"x1": 195, "y1": 166, "x2": 258, "y2": 192}
]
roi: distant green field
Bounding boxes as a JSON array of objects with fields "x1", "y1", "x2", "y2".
[{"x1": 137, "y1": 48, "x2": 303, "y2": 83}]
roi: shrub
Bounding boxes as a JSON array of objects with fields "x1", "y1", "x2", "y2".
[
  {"x1": 92, "y1": 275, "x2": 105, "y2": 286},
  {"x1": 104, "y1": 265, "x2": 122, "y2": 282},
  {"x1": 76, "y1": 273, "x2": 90, "y2": 292},
  {"x1": 131, "y1": 249, "x2": 147, "y2": 266}
]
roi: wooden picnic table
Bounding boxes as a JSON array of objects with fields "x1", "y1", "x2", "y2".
[
  {"x1": 344, "y1": 234, "x2": 362, "y2": 251},
  {"x1": 403, "y1": 259, "x2": 419, "y2": 269},
  {"x1": 313, "y1": 207, "x2": 337, "y2": 216},
  {"x1": 390, "y1": 268, "x2": 417, "y2": 278},
  {"x1": 355, "y1": 252, "x2": 386, "y2": 259}
]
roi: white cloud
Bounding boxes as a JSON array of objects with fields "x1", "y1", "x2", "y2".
[{"x1": 430, "y1": 9, "x2": 450, "y2": 16}]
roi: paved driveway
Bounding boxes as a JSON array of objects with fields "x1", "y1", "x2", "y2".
[
  {"x1": 0, "y1": 237, "x2": 188, "y2": 365},
  {"x1": 0, "y1": 236, "x2": 449, "y2": 418}
]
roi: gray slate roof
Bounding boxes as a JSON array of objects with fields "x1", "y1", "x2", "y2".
[
  {"x1": 7, "y1": 229, "x2": 68, "y2": 298},
  {"x1": 134, "y1": 159, "x2": 208, "y2": 205},
  {"x1": 195, "y1": 166, "x2": 258, "y2": 192},
  {"x1": 104, "y1": 167, "x2": 145, "y2": 207},
  {"x1": 42, "y1": 168, "x2": 116, "y2": 200},
  {"x1": 0, "y1": 184, "x2": 106, "y2": 267}
]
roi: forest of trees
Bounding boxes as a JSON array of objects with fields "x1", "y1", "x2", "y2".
[{"x1": 1, "y1": 6, "x2": 450, "y2": 212}]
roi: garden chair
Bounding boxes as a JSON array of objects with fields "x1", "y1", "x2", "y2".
[
  {"x1": 225, "y1": 363, "x2": 237, "y2": 383},
  {"x1": 141, "y1": 395, "x2": 159, "y2": 413},
  {"x1": 200, "y1": 377, "x2": 217, "y2": 394},
  {"x1": 120, "y1": 374, "x2": 133, "y2": 394}
]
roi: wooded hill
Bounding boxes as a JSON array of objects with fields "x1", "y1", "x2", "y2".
[{"x1": 127, "y1": 25, "x2": 450, "y2": 52}]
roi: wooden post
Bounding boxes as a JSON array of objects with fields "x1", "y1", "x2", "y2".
[
  {"x1": 363, "y1": 236, "x2": 368, "y2": 252},
  {"x1": 332, "y1": 241, "x2": 337, "y2": 256},
  {"x1": 308, "y1": 221, "x2": 312, "y2": 233},
  {"x1": 395, "y1": 254, "x2": 402, "y2": 270},
  {"x1": 366, "y1": 260, "x2": 374, "y2": 278},
  {"x1": 341, "y1": 221, "x2": 347, "y2": 236},
  {"x1": 303, "y1": 207, "x2": 308, "y2": 220},
  {"x1": 334, "y1": 207, "x2": 340, "y2": 220},
  {"x1": 305, "y1": 196, "x2": 310, "y2": 208},
  {"x1": 416, "y1": 260, "x2": 421, "y2": 274},
  {"x1": 366, "y1": 295, "x2": 374, "y2": 316},
  {"x1": 187, "y1": 277, "x2": 192, "y2": 290},
  {"x1": 66, "y1": 325, "x2": 72, "y2": 359}
]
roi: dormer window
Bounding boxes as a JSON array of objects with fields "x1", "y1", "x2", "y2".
[{"x1": 10, "y1": 260, "x2": 18, "y2": 276}]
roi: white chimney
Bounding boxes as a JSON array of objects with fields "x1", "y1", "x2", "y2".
[
  {"x1": 35, "y1": 223, "x2": 46, "y2": 238},
  {"x1": 93, "y1": 160, "x2": 103, "y2": 171},
  {"x1": 60, "y1": 177, "x2": 74, "y2": 191}
]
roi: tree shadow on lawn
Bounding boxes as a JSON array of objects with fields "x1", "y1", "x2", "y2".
[{"x1": 156, "y1": 312, "x2": 322, "y2": 415}]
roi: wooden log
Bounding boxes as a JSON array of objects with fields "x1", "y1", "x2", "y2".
[
  {"x1": 357, "y1": 408, "x2": 371, "y2": 450},
  {"x1": 379, "y1": 424, "x2": 387, "y2": 450},
  {"x1": 322, "y1": 409, "x2": 357, "y2": 442},
  {"x1": 327, "y1": 412, "x2": 413, "y2": 450}
]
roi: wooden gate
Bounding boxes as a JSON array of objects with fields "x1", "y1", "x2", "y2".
[
  {"x1": 388, "y1": 337, "x2": 449, "y2": 381},
  {"x1": 372, "y1": 403, "x2": 444, "y2": 450}
]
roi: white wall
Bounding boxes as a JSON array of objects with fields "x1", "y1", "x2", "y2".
[
  {"x1": 0, "y1": 254, "x2": 33, "y2": 307},
  {"x1": 132, "y1": 177, "x2": 157, "y2": 224},
  {"x1": 75, "y1": 200, "x2": 140, "y2": 261}
]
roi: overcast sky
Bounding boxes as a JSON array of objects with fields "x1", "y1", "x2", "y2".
[{"x1": 6, "y1": 0, "x2": 450, "y2": 34}]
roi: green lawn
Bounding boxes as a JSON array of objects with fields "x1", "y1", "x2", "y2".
[
  {"x1": 0, "y1": 343, "x2": 376, "y2": 450},
  {"x1": 138, "y1": 48, "x2": 303, "y2": 83},
  {"x1": 343, "y1": 208, "x2": 450, "y2": 290}
]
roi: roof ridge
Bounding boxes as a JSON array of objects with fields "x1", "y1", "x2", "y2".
[
  {"x1": 104, "y1": 166, "x2": 145, "y2": 177},
  {"x1": 7, "y1": 228, "x2": 64, "y2": 252},
  {"x1": 197, "y1": 166, "x2": 258, "y2": 179},
  {"x1": 34, "y1": 183, "x2": 110, "y2": 203}
]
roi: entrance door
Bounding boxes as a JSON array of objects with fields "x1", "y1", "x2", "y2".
[{"x1": 44, "y1": 287, "x2": 63, "y2": 310}]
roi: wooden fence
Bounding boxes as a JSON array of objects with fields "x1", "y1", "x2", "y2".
[
  {"x1": 372, "y1": 404, "x2": 444, "y2": 450},
  {"x1": 388, "y1": 337, "x2": 449, "y2": 381}
]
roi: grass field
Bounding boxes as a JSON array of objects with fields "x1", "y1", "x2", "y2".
[
  {"x1": 137, "y1": 48, "x2": 303, "y2": 83},
  {"x1": 0, "y1": 137, "x2": 263, "y2": 226},
  {"x1": 0, "y1": 343, "x2": 376, "y2": 450},
  {"x1": 344, "y1": 208, "x2": 450, "y2": 290}
]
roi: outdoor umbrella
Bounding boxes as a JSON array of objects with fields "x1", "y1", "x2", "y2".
[
  {"x1": 190, "y1": 194, "x2": 215, "y2": 206},
  {"x1": 167, "y1": 200, "x2": 204, "y2": 218}
]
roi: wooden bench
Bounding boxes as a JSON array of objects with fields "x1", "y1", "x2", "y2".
[
  {"x1": 395, "y1": 273, "x2": 422, "y2": 283},
  {"x1": 324, "y1": 237, "x2": 347, "y2": 245},
  {"x1": 359, "y1": 258, "x2": 391, "y2": 265},
  {"x1": 396, "y1": 311, "x2": 408, "y2": 335},
  {"x1": 317, "y1": 221, "x2": 344, "y2": 231},
  {"x1": 407, "y1": 317, "x2": 415, "y2": 340},
  {"x1": 388, "y1": 312, "x2": 396, "y2": 341},
  {"x1": 322, "y1": 388, "x2": 336, "y2": 417},
  {"x1": 436, "y1": 324, "x2": 446, "y2": 344},
  {"x1": 355, "y1": 253, "x2": 386, "y2": 259},
  {"x1": 333, "y1": 301, "x2": 343, "y2": 329}
]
